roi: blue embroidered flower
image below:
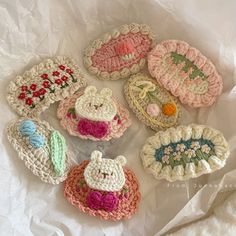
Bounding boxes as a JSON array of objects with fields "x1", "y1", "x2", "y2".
[{"x1": 29, "y1": 134, "x2": 45, "y2": 148}]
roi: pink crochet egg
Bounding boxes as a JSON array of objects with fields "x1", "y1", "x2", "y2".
[
  {"x1": 84, "y1": 23, "x2": 155, "y2": 80},
  {"x1": 148, "y1": 40, "x2": 223, "y2": 107},
  {"x1": 64, "y1": 161, "x2": 141, "y2": 221}
]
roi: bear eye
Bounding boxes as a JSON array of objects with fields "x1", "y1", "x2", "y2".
[
  {"x1": 111, "y1": 172, "x2": 113, "y2": 176},
  {"x1": 89, "y1": 102, "x2": 92, "y2": 107},
  {"x1": 99, "y1": 104, "x2": 103, "y2": 107},
  {"x1": 98, "y1": 169, "x2": 101, "y2": 174}
]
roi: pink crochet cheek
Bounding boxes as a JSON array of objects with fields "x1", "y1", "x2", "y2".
[{"x1": 91, "y1": 32, "x2": 151, "y2": 73}]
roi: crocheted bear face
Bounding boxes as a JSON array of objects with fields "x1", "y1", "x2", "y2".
[
  {"x1": 84, "y1": 150, "x2": 126, "y2": 192},
  {"x1": 75, "y1": 86, "x2": 117, "y2": 122}
]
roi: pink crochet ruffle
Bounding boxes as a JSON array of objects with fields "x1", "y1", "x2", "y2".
[
  {"x1": 57, "y1": 90, "x2": 131, "y2": 141},
  {"x1": 64, "y1": 161, "x2": 141, "y2": 221},
  {"x1": 148, "y1": 40, "x2": 223, "y2": 107}
]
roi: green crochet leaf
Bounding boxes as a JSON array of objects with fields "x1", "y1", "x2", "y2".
[{"x1": 50, "y1": 130, "x2": 66, "y2": 176}]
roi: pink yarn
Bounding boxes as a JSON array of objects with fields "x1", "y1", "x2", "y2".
[
  {"x1": 146, "y1": 103, "x2": 160, "y2": 117},
  {"x1": 92, "y1": 32, "x2": 151, "y2": 73},
  {"x1": 148, "y1": 40, "x2": 223, "y2": 107},
  {"x1": 77, "y1": 119, "x2": 108, "y2": 138},
  {"x1": 86, "y1": 191, "x2": 102, "y2": 210},
  {"x1": 115, "y1": 41, "x2": 135, "y2": 56},
  {"x1": 87, "y1": 191, "x2": 119, "y2": 212},
  {"x1": 102, "y1": 193, "x2": 119, "y2": 212}
]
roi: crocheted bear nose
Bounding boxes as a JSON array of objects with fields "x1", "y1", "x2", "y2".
[
  {"x1": 115, "y1": 41, "x2": 135, "y2": 61},
  {"x1": 102, "y1": 172, "x2": 109, "y2": 179}
]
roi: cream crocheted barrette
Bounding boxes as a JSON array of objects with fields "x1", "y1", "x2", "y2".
[
  {"x1": 57, "y1": 85, "x2": 131, "y2": 141},
  {"x1": 141, "y1": 124, "x2": 229, "y2": 182},
  {"x1": 148, "y1": 40, "x2": 223, "y2": 107},
  {"x1": 84, "y1": 23, "x2": 155, "y2": 80},
  {"x1": 7, "y1": 118, "x2": 71, "y2": 184},
  {"x1": 124, "y1": 73, "x2": 181, "y2": 130},
  {"x1": 64, "y1": 150, "x2": 141, "y2": 221},
  {"x1": 7, "y1": 56, "x2": 86, "y2": 117}
]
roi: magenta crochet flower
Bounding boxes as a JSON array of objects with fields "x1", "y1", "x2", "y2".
[
  {"x1": 87, "y1": 191, "x2": 102, "y2": 210},
  {"x1": 86, "y1": 191, "x2": 119, "y2": 212},
  {"x1": 77, "y1": 119, "x2": 108, "y2": 138},
  {"x1": 102, "y1": 192, "x2": 119, "y2": 212},
  {"x1": 93, "y1": 121, "x2": 109, "y2": 138}
]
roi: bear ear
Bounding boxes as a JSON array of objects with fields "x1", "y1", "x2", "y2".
[
  {"x1": 84, "y1": 86, "x2": 97, "y2": 95},
  {"x1": 115, "y1": 155, "x2": 127, "y2": 166},
  {"x1": 91, "y1": 150, "x2": 103, "y2": 162},
  {"x1": 100, "y1": 88, "x2": 112, "y2": 98}
]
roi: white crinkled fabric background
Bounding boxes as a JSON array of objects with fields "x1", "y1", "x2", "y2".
[{"x1": 0, "y1": 0, "x2": 236, "y2": 235}]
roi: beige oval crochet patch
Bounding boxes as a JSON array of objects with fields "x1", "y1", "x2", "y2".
[
  {"x1": 124, "y1": 73, "x2": 181, "y2": 130},
  {"x1": 7, "y1": 56, "x2": 86, "y2": 117},
  {"x1": 7, "y1": 118, "x2": 71, "y2": 184}
]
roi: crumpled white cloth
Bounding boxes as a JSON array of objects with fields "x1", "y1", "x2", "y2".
[{"x1": 0, "y1": 0, "x2": 236, "y2": 235}]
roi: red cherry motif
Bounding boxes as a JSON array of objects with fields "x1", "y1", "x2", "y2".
[
  {"x1": 21, "y1": 86, "x2": 28, "y2": 91},
  {"x1": 42, "y1": 81, "x2": 50, "y2": 88},
  {"x1": 39, "y1": 88, "x2": 46, "y2": 95},
  {"x1": 55, "y1": 79, "x2": 62, "y2": 85},
  {"x1": 66, "y1": 68, "x2": 73, "y2": 74},
  {"x1": 18, "y1": 93, "x2": 26, "y2": 99},
  {"x1": 25, "y1": 98, "x2": 33, "y2": 105},
  {"x1": 59, "y1": 65, "x2": 65, "y2": 70},
  {"x1": 52, "y1": 71, "x2": 60, "y2": 76},
  {"x1": 33, "y1": 91, "x2": 40, "y2": 97},
  {"x1": 61, "y1": 75, "x2": 68, "y2": 81},
  {"x1": 41, "y1": 73, "x2": 48, "y2": 79},
  {"x1": 30, "y1": 84, "x2": 37, "y2": 91}
]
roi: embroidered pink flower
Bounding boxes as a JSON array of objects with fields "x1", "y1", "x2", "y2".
[
  {"x1": 42, "y1": 81, "x2": 50, "y2": 88},
  {"x1": 102, "y1": 193, "x2": 119, "y2": 212},
  {"x1": 21, "y1": 85, "x2": 28, "y2": 91},
  {"x1": 40, "y1": 73, "x2": 48, "y2": 79},
  {"x1": 52, "y1": 71, "x2": 60, "y2": 76},
  {"x1": 77, "y1": 119, "x2": 93, "y2": 135},
  {"x1": 146, "y1": 103, "x2": 160, "y2": 117},
  {"x1": 93, "y1": 121, "x2": 109, "y2": 138},
  {"x1": 66, "y1": 68, "x2": 73, "y2": 74},
  {"x1": 87, "y1": 191, "x2": 102, "y2": 210}
]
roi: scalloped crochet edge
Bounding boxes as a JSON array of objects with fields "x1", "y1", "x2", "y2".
[
  {"x1": 148, "y1": 40, "x2": 223, "y2": 107},
  {"x1": 141, "y1": 124, "x2": 230, "y2": 182},
  {"x1": 83, "y1": 23, "x2": 156, "y2": 80}
]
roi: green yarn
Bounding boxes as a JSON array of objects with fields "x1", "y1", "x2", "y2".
[
  {"x1": 171, "y1": 52, "x2": 207, "y2": 80},
  {"x1": 50, "y1": 130, "x2": 66, "y2": 176}
]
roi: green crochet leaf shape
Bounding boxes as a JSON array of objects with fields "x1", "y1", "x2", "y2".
[{"x1": 50, "y1": 130, "x2": 66, "y2": 176}]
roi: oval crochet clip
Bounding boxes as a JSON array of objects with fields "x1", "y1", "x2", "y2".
[
  {"x1": 57, "y1": 85, "x2": 131, "y2": 141},
  {"x1": 64, "y1": 150, "x2": 141, "y2": 221},
  {"x1": 7, "y1": 56, "x2": 86, "y2": 117},
  {"x1": 141, "y1": 124, "x2": 230, "y2": 182},
  {"x1": 7, "y1": 118, "x2": 71, "y2": 184},
  {"x1": 124, "y1": 73, "x2": 181, "y2": 130},
  {"x1": 84, "y1": 23, "x2": 155, "y2": 80},
  {"x1": 148, "y1": 40, "x2": 223, "y2": 107}
]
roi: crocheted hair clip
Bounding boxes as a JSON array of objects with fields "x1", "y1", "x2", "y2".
[
  {"x1": 84, "y1": 23, "x2": 155, "y2": 80},
  {"x1": 64, "y1": 150, "x2": 141, "y2": 221},
  {"x1": 148, "y1": 40, "x2": 223, "y2": 107},
  {"x1": 57, "y1": 85, "x2": 131, "y2": 141},
  {"x1": 7, "y1": 56, "x2": 86, "y2": 117},
  {"x1": 124, "y1": 73, "x2": 180, "y2": 130},
  {"x1": 7, "y1": 118, "x2": 70, "y2": 184},
  {"x1": 141, "y1": 124, "x2": 229, "y2": 182}
]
